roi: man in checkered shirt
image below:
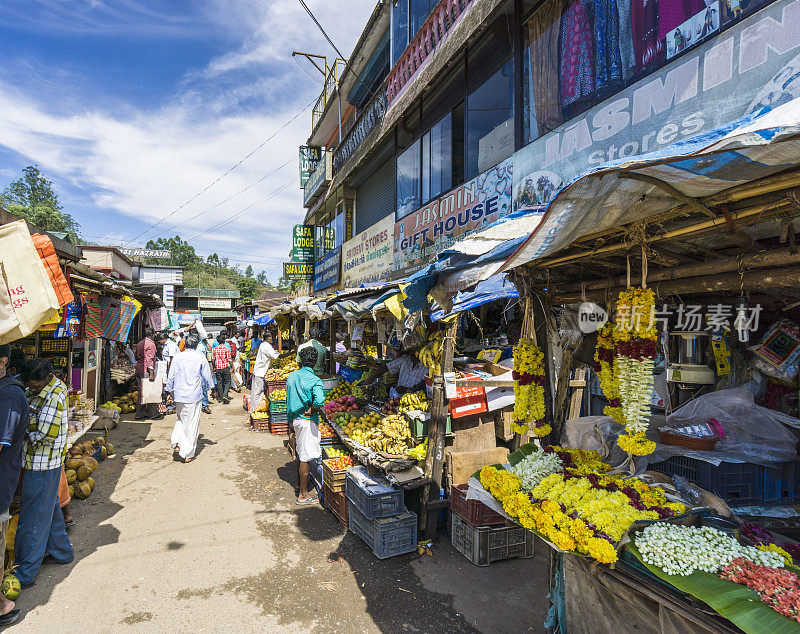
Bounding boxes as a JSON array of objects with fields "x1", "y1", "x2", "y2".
[
  {"x1": 211, "y1": 333, "x2": 233, "y2": 404},
  {"x1": 15, "y1": 359, "x2": 73, "y2": 588}
]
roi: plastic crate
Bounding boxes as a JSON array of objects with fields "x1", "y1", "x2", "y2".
[
  {"x1": 338, "y1": 366, "x2": 364, "y2": 383},
  {"x1": 320, "y1": 434, "x2": 339, "y2": 446},
  {"x1": 322, "y1": 458, "x2": 352, "y2": 492},
  {"x1": 450, "y1": 510, "x2": 535, "y2": 566},
  {"x1": 409, "y1": 415, "x2": 452, "y2": 438},
  {"x1": 348, "y1": 502, "x2": 417, "y2": 559},
  {"x1": 268, "y1": 400, "x2": 287, "y2": 413},
  {"x1": 323, "y1": 484, "x2": 349, "y2": 528},
  {"x1": 266, "y1": 380, "x2": 287, "y2": 395},
  {"x1": 269, "y1": 411, "x2": 288, "y2": 424},
  {"x1": 450, "y1": 484, "x2": 506, "y2": 526},
  {"x1": 269, "y1": 421, "x2": 290, "y2": 435},
  {"x1": 251, "y1": 417, "x2": 270, "y2": 432},
  {"x1": 345, "y1": 468, "x2": 404, "y2": 520},
  {"x1": 650, "y1": 456, "x2": 799, "y2": 506},
  {"x1": 92, "y1": 445, "x2": 102, "y2": 464}
]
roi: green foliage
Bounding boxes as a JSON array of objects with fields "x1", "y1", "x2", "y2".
[
  {"x1": 237, "y1": 276, "x2": 260, "y2": 300},
  {"x1": 245, "y1": 265, "x2": 254, "y2": 278},
  {"x1": 145, "y1": 236, "x2": 201, "y2": 267},
  {"x1": 1, "y1": 166, "x2": 81, "y2": 240}
]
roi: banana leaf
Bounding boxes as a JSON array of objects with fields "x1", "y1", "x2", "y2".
[{"x1": 625, "y1": 544, "x2": 800, "y2": 633}]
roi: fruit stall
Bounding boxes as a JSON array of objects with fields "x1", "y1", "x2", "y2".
[{"x1": 391, "y1": 111, "x2": 800, "y2": 632}]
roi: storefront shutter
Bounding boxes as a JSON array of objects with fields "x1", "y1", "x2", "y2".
[{"x1": 355, "y1": 159, "x2": 395, "y2": 234}]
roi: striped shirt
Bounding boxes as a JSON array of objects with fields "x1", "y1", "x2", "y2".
[
  {"x1": 25, "y1": 377, "x2": 69, "y2": 471},
  {"x1": 211, "y1": 343, "x2": 232, "y2": 370}
]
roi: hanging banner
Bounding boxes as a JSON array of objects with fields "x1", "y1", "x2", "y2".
[
  {"x1": 292, "y1": 224, "x2": 315, "y2": 261},
  {"x1": 283, "y1": 261, "x2": 314, "y2": 282},
  {"x1": 299, "y1": 146, "x2": 322, "y2": 188},
  {"x1": 314, "y1": 247, "x2": 341, "y2": 292},
  {"x1": 342, "y1": 216, "x2": 393, "y2": 287},
  {"x1": 393, "y1": 158, "x2": 513, "y2": 275}
]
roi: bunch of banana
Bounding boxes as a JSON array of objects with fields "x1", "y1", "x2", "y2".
[
  {"x1": 417, "y1": 332, "x2": 445, "y2": 378},
  {"x1": 406, "y1": 438, "x2": 427, "y2": 461},
  {"x1": 349, "y1": 413, "x2": 413, "y2": 455},
  {"x1": 399, "y1": 390, "x2": 430, "y2": 413}
]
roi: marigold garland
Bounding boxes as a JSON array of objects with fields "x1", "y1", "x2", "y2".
[
  {"x1": 512, "y1": 339, "x2": 550, "y2": 438},
  {"x1": 594, "y1": 324, "x2": 623, "y2": 424}
]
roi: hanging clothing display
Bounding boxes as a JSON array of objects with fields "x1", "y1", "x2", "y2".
[
  {"x1": 559, "y1": 0, "x2": 596, "y2": 107},
  {"x1": 81, "y1": 292, "x2": 103, "y2": 340},
  {"x1": 593, "y1": 0, "x2": 623, "y2": 92},
  {"x1": 616, "y1": 0, "x2": 636, "y2": 81},
  {"x1": 527, "y1": 0, "x2": 569, "y2": 137},
  {"x1": 631, "y1": 0, "x2": 662, "y2": 70},
  {"x1": 98, "y1": 295, "x2": 136, "y2": 343}
]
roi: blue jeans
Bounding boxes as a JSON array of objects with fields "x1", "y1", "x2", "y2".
[
  {"x1": 202, "y1": 386, "x2": 210, "y2": 408},
  {"x1": 15, "y1": 466, "x2": 74, "y2": 584}
]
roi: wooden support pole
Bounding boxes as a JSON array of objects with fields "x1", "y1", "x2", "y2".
[
  {"x1": 328, "y1": 318, "x2": 336, "y2": 375},
  {"x1": 531, "y1": 295, "x2": 559, "y2": 445},
  {"x1": 420, "y1": 318, "x2": 457, "y2": 538}
]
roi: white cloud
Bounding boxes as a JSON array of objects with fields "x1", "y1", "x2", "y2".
[{"x1": 0, "y1": 0, "x2": 377, "y2": 282}]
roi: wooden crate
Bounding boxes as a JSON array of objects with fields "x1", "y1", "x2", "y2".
[
  {"x1": 323, "y1": 484, "x2": 349, "y2": 528},
  {"x1": 322, "y1": 458, "x2": 350, "y2": 492}
]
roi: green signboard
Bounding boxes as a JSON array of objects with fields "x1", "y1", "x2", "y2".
[
  {"x1": 299, "y1": 146, "x2": 322, "y2": 188},
  {"x1": 292, "y1": 224, "x2": 315, "y2": 262},
  {"x1": 283, "y1": 261, "x2": 314, "y2": 282}
]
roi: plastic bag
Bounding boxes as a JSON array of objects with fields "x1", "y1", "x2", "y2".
[
  {"x1": 561, "y1": 415, "x2": 628, "y2": 467},
  {"x1": 750, "y1": 319, "x2": 800, "y2": 382},
  {"x1": 666, "y1": 387, "x2": 798, "y2": 463}
]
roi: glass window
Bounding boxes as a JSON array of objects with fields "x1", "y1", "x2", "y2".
[
  {"x1": 452, "y1": 102, "x2": 465, "y2": 186},
  {"x1": 391, "y1": 0, "x2": 409, "y2": 67},
  {"x1": 334, "y1": 211, "x2": 345, "y2": 249},
  {"x1": 466, "y1": 60, "x2": 514, "y2": 179},
  {"x1": 396, "y1": 139, "x2": 421, "y2": 219},
  {"x1": 421, "y1": 113, "x2": 452, "y2": 203},
  {"x1": 521, "y1": 0, "x2": 766, "y2": 144},
  {"x1": 409, "y1": 0, "x2": 432, "y2": 38}
]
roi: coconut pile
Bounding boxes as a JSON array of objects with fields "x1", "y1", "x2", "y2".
[{"x1": 64, "y1": 437, "x2": 115, "y2": 499}]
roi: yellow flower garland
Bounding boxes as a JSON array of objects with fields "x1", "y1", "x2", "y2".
[{"x1": 512, "y1": 339, "x2": 550, "y2": 438}]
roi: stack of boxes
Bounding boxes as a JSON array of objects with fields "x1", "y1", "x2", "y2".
[
  {"x1": 345, "y1": 466, "x2": 417, "y2": 559},
  {"x1": 266, "y1": 381, "x2": 288, "y2": 435}
]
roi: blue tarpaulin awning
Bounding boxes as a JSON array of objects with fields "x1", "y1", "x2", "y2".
[
  {"x1": 253, "y1": 313, "x2": 274, "y2": 326},
  {"x1": 430, "y1": 275, "x2": 519, "y2": 321}
]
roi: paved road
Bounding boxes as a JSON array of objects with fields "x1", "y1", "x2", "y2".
[{"x1": 12, "y1": 398, "x2": 549, "y2": 632}]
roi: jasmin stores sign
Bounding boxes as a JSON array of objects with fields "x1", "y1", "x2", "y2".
[
  {"x1": 342, "y1": 216, "x2": 393, "y2": 287},
  {"x1": 513, "y1": 0, "x2": 800, "y2": 212}
]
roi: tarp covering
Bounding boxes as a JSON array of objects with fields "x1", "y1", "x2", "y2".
[
  {"x1": 252, "y1": 313, "x2": 274, "y2": 326},
  {"x1": 430, "y1": 274, "x2": 519, "y2": 321},
  {"x1": 403, "y1": 98, "x2": 800, "y2": 311}
]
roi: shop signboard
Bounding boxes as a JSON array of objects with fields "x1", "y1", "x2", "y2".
[
  {"x1": 314, "y1": 246, "x2": 341, "y2": 292},
  {"x1": 118, "y1": 248, "x2": 171, "y2": 259},
  {"x1": 299, "y1": 146, "x2": 322, "y2": 188},
  {"x1": 162, "y1": 284, "x2": 174, "y2": 309},
  {"x1": 283, "y1": 262, "x2": 314, "y2": 282},
  {"x1": 512, "y1": 0, "x2": 800, "y2": 217},
  {"x1": 198, "y1": 298, "x2": 231, "y2": 309},
  {"x1": 342, "y1": 216, "x2": 393, "y2": 287},
  {"x1": 292, "y1": 224, "x2": 315, "y2": 262},
  {"x1": 393, "y1": 158, "x2": 513, "y2": 275}
]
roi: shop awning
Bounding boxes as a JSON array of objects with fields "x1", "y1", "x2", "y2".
[
  {"x1": 403, "y1": 98, "x2": 800, "y2": 311},
  {"x1": 430, "y1": 274, "x2": 519, "y2": 321},
  {"x1": 252, "y1": 313, "x2": 274, "y2": 326}
]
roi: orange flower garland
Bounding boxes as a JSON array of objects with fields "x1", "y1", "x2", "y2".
[{"x1": 512, "y1": 339, "x2": 549, "y2": 438}]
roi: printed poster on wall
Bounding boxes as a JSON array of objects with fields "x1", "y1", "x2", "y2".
[
  {"x1": 342, "y1": 216, "x2": 393, "y2": 287},
  {"x1": 393, "y1": 158, "x2": 512, "y2": 276},
  {"x1": 513, "y1": 0, "x2": 800, "y2": 216}
]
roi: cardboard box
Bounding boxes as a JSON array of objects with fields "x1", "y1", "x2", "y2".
[
  {"x1": 446, "y1": 447, "x2": 510, "y2": 486},
  {"x1": 495, "y1": 409, "x2": 515, "y2": 442}
]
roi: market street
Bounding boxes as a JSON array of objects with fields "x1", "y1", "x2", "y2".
[{"x1": 9, "y1": 400, "x2": 549, "y2": 632}]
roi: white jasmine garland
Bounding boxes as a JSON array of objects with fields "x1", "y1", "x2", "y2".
[
  {"x1": 635, "y1": 523, "x2": 785, "y2": 576},
  {"x1": 509, "y1": 450, "x2": 563, "y2": 491},
  {"x1": 617, "y1": 356, "x2": 654, "y2": 434}
]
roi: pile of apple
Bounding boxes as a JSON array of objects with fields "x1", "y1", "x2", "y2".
[{"x1": 323, "y1": 395, "x2": 359, "y2": 417}]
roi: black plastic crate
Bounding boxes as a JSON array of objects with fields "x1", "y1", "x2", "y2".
[{"x1": 450, "y1": 510, "x2": 535, "y2": 566}]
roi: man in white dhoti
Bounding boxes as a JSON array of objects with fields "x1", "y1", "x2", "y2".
[{"x1": 165, "y1": 333, "x2": 214, "y2": 463}]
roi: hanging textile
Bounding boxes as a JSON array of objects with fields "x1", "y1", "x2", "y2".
[
  {"x1": 98, "y1": 295, "x2": 136, "y2": 343},
  {"x1": 31, "y1": 234, "x2": 74, "y2": 307},
  {"x1": 616, "y1": 0, "x2": 635, "y2": 81},
  {"x1": 81, "y1": 292, "x2": 103, "y2": 340},
  {"x1": 527, "y1": 0, "x2": 568, "y2": 137},
  {"x1": 559, "y1": 0, "x2": 595, "y2": 107},
  {"x1": 147, "y1": 307, "x2": 167, "y2": 331},
  {"x1": 631, "y1": 0, "x2": 662, "y2": 70},
  {"x1": 593, "y1": 0, "x2": 623, "y2": 92}
]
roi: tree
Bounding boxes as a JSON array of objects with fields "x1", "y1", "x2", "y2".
[
  {"x1": 245, "y1": 265, "x2": 254, "y2": 278},
  {"x1": 1, "y1": 165, "x2": 81, "y2": 240},
  {"x1": 237, "y1": 276, "x2": 260, "y2": 301},
  {"x1": 256, "y1": 270, "x2": 267, "y2": 284},
  {"x1": 145, "y1": 236, "x2": 201, "y2": 267}
]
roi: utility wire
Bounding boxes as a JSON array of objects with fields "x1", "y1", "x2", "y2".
[{"x1": 123, "y1": 98, "x2": 314, "y2": 246}]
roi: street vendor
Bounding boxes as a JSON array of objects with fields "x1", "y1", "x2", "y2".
[
  {"x1": 295, "y1": 328, "x2": 328, "y2": 376},
  {"x1": 287, "y1": 346, "x2": 324, "y2": 505},
  {"x1": 361, "y1": 346, "x2": 427, "y2": 394}
]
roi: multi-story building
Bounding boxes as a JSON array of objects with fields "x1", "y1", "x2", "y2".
[
  {"x1": 301, "y1": 0, "x2": 800, "y2": 294},
  {"x1": 174, "y1": 288, "x2": 241, "y2": 334}
]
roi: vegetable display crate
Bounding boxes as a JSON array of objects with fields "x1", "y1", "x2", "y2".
[
  {"x1": 266, "y1": 380, "x2": 287, "y2": 395},
  {"x1": 450, "y1": 484, "x2": 506, "y2": 527},
  {"x1": 323, "y1": 484, "x2": 349, "y2": 528},
  {"x1": 348, "y1": 502, "x2": 417, "y2": 559},
  {"x1": 338, "y1": 366, "x2": 364, "y2": 383},
  {"x1": 322, "y1": 458, "x2": 352, "y2": 492},
  {"x1": 650, "y1": 456, "x2": 799, "y2": 506},
  {"x1": 268, "y1": 400, "x2": 287, "y2": 413},
  {"x1": 450, "y1": 510, "x2": 535, "y2": 566},
  {"x1": 251, "y1": 416, "x2": 270, "y2": 432},
  {"x1": 345, "y1": 469, "x2": 404, "y2": 520},
  {"x1": 323, "y1": 444, "x2": 349, "y2": 458},
  {"x1": 268, "y1": 420, "x2": 290, "y2": 435},
  {"x1": 320, "y1": 434, "x2": 339, "y2": 447}
]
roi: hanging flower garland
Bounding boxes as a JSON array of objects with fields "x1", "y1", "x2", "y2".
[
  {"x1": 612, "y1": 287, "x2": 659, "y2": 456},
  {"x1": 512, "y1": 338, "x2": 549, "y2": 437},
  {"x1": 594, "y1": 323, "x2": 623, "y2": 424}
]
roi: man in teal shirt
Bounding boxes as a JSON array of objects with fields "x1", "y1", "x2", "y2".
[
  {"x1": 296, "y1": 327, "x2": 328, "y2": 376},
  {"x1": 287, "y1": 346, "x2": 325, "y2": 504}
]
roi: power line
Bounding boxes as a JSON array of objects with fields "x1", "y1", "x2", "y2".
[{"x1": 123, "y1": 98, "x2": 314, "y2": 246}]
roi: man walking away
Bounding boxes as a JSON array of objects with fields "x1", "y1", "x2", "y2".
[
  {"x1": 211, "y1": 333, "x2": 233, "y2": 404},
  {"x1": 228, "y1": 336, "x2": 242, "y2": 393},
  {"x1": 196, "y1": 336, "x2": 212, "y2": 414},
  {"x1": 16, "y1": 359, "x2": 74, "y2": 588},
  {"x1": 0, "y1": 345, "x2": 27, "y2": 624},
  {"x1": 250, "y1": 332, "x2": 279, "y2": 413},
  {"x1": 296, "y1": 328, "x2": 328, "y2": 376},
  {"x1": 166, "y1": 333, "x2": 213, "y2": 463},
  {"x1": 287, "y1": 347, "x2": 324, "y2": 504},
  {"x1": 135, "y1": 327, "x2": 158, "y2": 419}
]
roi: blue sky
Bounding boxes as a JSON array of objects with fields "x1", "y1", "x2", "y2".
[{"x1": 0, "y1": 0, "x2": 374, "y2": 281}]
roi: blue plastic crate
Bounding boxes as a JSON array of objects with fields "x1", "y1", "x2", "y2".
[
  {"x1": 650, "y1": 456, "x2": 799, "y2": 506},
  {"x1": 345, "y1": 468, "x2": 404, "y2": 519},
  {"x1": 348, "y1": 502, "x2": 417, "y2": 559}
]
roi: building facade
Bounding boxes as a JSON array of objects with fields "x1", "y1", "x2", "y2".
[{"x1": 299, "y1": 0, "x2": 800, "y2": 293}]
